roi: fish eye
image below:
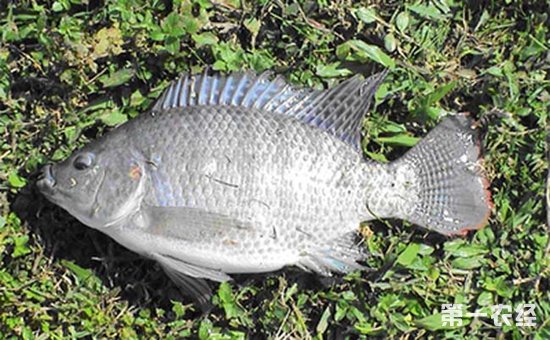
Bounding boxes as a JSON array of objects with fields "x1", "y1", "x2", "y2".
[{"x1": 73, "y1": 153, "x2": 95, "y2": 170}]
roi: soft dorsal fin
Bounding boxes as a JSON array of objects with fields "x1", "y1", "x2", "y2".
[{"x1": 152, "y1": 70, "x2": 387, "y2": 150}]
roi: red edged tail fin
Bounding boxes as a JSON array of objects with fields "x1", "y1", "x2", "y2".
[{"x1": 400, "y1": 113, "x2": 492, "y2": 236}]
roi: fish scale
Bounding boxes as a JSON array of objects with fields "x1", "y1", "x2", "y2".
[
  {"x1": 129, "y1": 106, "x2": 368, "y2": 256},
  {"x1": 37, "y1": 71, "x2": 492, "y2": 306}
]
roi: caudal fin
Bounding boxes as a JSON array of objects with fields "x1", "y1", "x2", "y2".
[{"x1": 396, "y1": 113, "x2": 492, "y2": 236}]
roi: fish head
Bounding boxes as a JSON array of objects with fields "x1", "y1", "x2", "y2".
[{"x1": 37, "y1": 139, "x2": 146, "y2": 229}]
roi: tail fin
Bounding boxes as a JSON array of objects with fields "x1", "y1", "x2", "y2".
[{"x1": 395, "y1": 113, "x2": 492, "y2": 236}]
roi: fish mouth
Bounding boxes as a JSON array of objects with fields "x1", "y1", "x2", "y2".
[{"x1": 36, "y1": 164, "x2": 56, "y2": 197}]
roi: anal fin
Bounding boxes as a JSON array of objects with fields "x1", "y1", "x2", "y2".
[{"x1": 297, "y1": 232, "x2": 366, "y2": 276}]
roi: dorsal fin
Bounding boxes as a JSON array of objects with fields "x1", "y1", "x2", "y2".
[{"x1": 152, "y1": 70, "x2": 388, "y2": 150}]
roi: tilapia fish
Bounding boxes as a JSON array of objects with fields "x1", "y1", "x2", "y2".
[{"x1": 37, "y1": 71, "x2": 492, "y2": 303}]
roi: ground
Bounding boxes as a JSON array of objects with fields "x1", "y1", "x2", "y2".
[{"x1": 0, "y1": 0, "x2": 548, "y2": 338}]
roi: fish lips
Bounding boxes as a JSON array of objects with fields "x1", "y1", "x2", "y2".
[{"x1": 36, "y1": 164, "x2": 57, "y2": 198}]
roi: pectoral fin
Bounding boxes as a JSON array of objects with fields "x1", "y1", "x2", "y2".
[
  {"x1": 136, "y1": 205, "x2": 254, "y2": 241},
  {"x1": 153, "y1": 252, "x2": 232, "y2": 282},
  {"x1": 134, "y1": 206, "x2": 250, "y2": 305}
]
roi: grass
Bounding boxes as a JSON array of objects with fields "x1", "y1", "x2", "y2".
[{"x1": 0, "y1": 0, "x2": 548, "y2": 338}]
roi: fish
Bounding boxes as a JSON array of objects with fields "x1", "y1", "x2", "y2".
[{"x1": 37, "y1": 70, "x2": 492, "y2": 305}]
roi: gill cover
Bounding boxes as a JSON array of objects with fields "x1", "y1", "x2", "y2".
[{"x1": 90, "y1": 151, "x2": 146, "y2": 228}]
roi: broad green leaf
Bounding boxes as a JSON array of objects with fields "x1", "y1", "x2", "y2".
[
  {"x1": 418, "y1": 244, "x2": 434, "y2": 255},
  {"x1": 192, "y1": 32, "x2": 218, "y2": 47},
  {"x1": 482, "y1": 276, "x2": 514, "y2": 298},
  {"x1": 415, "y1": 313, "x2": 468, "y2": 330},
  {"x1": 130, "y1": 89, "x2": 146, "y2": 107},
  {"x1": 100, "y1": 68, "x2": 134, "y2": 88},
  {"x1": 444, "y1": 239, "x2": 466, "y2": 251},
  {"x1": 354, "y1": 322, "x2": 381, "y2": 334},
  {"x1": 52, "y1": 1, "x2": 64, "y2": 12},
  {"x1": 61, "y1": 260, "x2": 95, "y2": 283},
  {"x1": 182, "y1": 15, "x2": 199, "y2": 35},
  {"x1": 162, "y1": 12, "x2": 185, "y2": 37},
  {"x1": 407, "y1": 4, "x2": 447, "y2": 21},
  {"x1": 390, "y1": 313, "x2": 412, "y2": 332},
  {"x1": 446, "y1": 243, "x2": 488, "y2": 257},
  {"x1": 78, "y1": 98, "x2": 112, "y2": 115},
  {"x1": 92, "y1": 26, "x2": 124, "y2": 59},
  {"x1": 8, "y1": 172, "x2": 26, "y2": 188},
  {"x1": 198, "y1": 319, "x2": 214, "y2": 340},
  {"x1": 486, "y1": 66, "x2": 503, "y2": 77},
  {"x1": 356, "y1": 7, "x2": 377, "y2": 24},
  {"x1": 451, "y1": 256, "x2": 485, "y2": 269},
  {"x1": 172, "y1": 301, "x2": 187, "y2": 318},
  {"x1": 477, "y1": 291, "x2": 493, "y2": 306},
  {"x1": 150, "y1": 29, "x2": 165, "y2": 41},
  {"x1": 397, "y1": 243, "x2": 420, "y2": 267},
  {"x1": 377, "y1": 134, "x2": 419, "y2": 147},
  {"x1": 384, "y1": 33, "x2": 397, "y2": 52},
  {"x1": 100, "y1": 109, "x2": 127, "y2": 127},
  {"x1": 425, "y1": 81, "x2": 456, "y2": 106},
  {"x1": 379, "y1": 121, "x2": 406, "y2": 133},
  {"x1": 217, "y1": 282, "x2": 244, "y2": 319},
  {"x1": 12, "y1": 235, "x2": 31, "y2": 258},
  {"x1": 164, "y1": 36, "x2": 181, "y2": 54},
  {"x1": 244, "y1": 17, "x2": 261, "y2": 37},
  {"x1": 337, "y1": 40, "x2": 395, "y2": 68},
  {"x1": 395, "y1": 12, "x2": 410, "y2": 32},
  {"x1": 365, "y1": 151, "x2": 388, "y2": 163},
  {"x1": 316, "y1": 62, "x2": 352, "y2": 78},
  {"x1": 316, "y1": 306, "x2": 331, "y2": 334}
]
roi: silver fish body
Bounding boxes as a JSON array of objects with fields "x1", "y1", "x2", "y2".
[
  {"x1": 38, "y1": 71, "x2": 492, "y2": 302},
  {"x1": 107, "y1": 105, "x2": 370, "y2": 272}
]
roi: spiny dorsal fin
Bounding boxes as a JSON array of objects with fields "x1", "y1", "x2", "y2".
[
  {"x1": 152, "y1": 70, "x2": 388, "y2": 150},
  {"x1": 295, "y1": 71, "x2": 387, "y2": 148}
]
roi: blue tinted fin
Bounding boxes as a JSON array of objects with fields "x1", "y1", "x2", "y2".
[
  {"x1": 152, "y1": 70, "x2": 388, "y2": 150},
  {"x1": 297, "y1": 232, "x2": 367, "y2": 276}
]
